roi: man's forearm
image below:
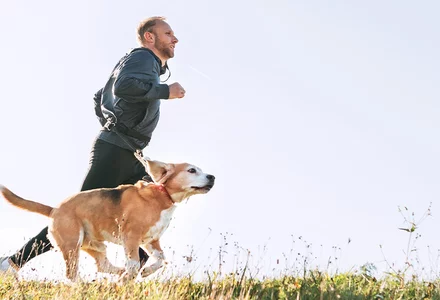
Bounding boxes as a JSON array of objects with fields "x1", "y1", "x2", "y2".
[{"x1": 114, "y1": 76, "x2": 169, "y2": 102}]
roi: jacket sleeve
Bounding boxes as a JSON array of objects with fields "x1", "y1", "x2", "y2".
[{"x1": 113, "y1": 52, "x2": 170, "y2": 102}]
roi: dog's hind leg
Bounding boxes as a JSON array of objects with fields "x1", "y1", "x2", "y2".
[
  {"x1": 62, "y1": 245, "x2": 81, "y2": 281},
  {"x1": 49, "y1": 219, "x2": 83, "y2": 281},
  {"x1": 82, "y1": 247, "x2": 124, "y2": 275}
]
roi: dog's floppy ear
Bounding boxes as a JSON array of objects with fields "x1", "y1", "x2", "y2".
[{"x1": 146, "y1": 160, "x2": 175, "y2": 184}]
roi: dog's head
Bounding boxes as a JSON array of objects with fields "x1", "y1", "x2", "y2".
[{"x1": 146, "y1": 160, "x2": 215, "y2": 203}]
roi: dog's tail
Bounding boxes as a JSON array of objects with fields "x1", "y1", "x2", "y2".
[{"x1": 0, "y1": 185, "x2": 54, "y2": 217}]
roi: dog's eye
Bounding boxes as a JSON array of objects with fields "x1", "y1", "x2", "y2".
[{"x1": 188, "y1": 168, "x2": 197, "y2": 174}]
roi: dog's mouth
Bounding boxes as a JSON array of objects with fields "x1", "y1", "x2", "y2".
[{"x1": 192, "y1": 184, "x2": 214, "y2": 191}]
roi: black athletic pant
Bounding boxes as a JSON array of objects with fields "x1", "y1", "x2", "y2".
[{"x1": 9, "y1": 138, "x2": 150, "y2": 268}]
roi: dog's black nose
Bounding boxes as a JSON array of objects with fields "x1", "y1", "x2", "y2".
[{"x1": 206, "y1": 174, "x2": 215, "y2": 181}]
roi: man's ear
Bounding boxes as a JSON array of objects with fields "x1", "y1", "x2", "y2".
[
  {"x1": 143, "y1": 31, "x2": 154, "y2": 44},
  {"x1": 146, "y1": 160, "x2": 174, "y2": 184}
]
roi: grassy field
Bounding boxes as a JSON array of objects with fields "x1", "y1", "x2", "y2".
[
  {"x1": 1, "y1": 205, "x2": 435, "y2": 299},
  {"x1": 1, "y1": 270, "x2": 440, "y2": 300}
]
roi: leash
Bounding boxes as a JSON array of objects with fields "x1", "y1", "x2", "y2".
[
  {"x1": 104, "y1": 121, "x2": 150, "y2": 169},
  {"x1": 134, "y1": 150, "x2": 150, "y2": 170}
]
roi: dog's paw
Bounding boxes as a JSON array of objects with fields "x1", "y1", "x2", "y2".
[
  {"x1": 117, "y1": 271, "x2": 137, "y2": 284},
  {"x1": 140, "y1": 266, "x2": 155, "y2": 278},
  {"x1": 140, "y1": 264, "x2": 164, "y2": 278}
]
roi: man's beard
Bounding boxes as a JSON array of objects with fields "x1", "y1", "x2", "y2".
[{"x1": 154, "y1": 37, "x2": 174, "y2": 59}]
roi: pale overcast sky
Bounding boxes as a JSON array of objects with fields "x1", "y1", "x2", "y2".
[{"x1": 0, "y1": 0, "x2": 439, "y2": 280}]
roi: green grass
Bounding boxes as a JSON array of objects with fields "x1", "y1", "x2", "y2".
[
  {"x1": 1, "y1": 204, "x2": 435, "y2": 299},
  {"x1": 2, "y1": 271, "x2": 440, "y2": 300}
]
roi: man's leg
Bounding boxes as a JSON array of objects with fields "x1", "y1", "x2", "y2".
[{"x1": 6, "y1": 227, "x2": 52, "y2": 269}]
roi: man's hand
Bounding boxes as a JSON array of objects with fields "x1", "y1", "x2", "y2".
[{"x1": 168, "y1": 82, "x2": 186, "y2": 99}]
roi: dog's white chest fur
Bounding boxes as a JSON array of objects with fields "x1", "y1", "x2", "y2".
[{"x1": 143, "y1": 205, "x2": 176, "y2": 243}]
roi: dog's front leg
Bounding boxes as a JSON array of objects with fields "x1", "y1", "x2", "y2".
[
  {"x1": 119, "y1": 237, "x2": 142, "y2": 282},
  {"x1": 141, "y1": 240, "x2": 166, "y2": 278}
]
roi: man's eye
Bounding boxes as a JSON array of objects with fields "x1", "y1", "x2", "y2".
[{"x1": 188, "y1": 168, "x2": 196, "y2": 174}]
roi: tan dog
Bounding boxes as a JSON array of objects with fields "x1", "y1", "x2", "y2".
[{"x1": 0, "y1": 160, "x2": 215, "y2": 282}]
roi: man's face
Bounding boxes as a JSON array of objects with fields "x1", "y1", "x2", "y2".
[{"x1": 151, "y1": 21, "x2": 178, "y2": 60}]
